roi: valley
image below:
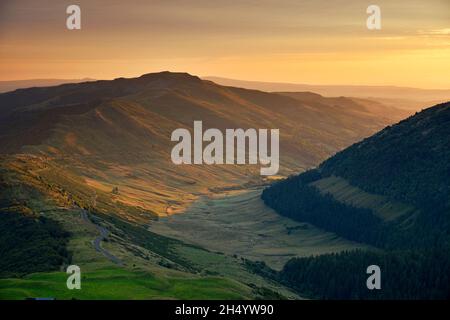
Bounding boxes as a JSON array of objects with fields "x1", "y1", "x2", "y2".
[
  {"x1": 0, "y1": 72, "x2": 427, "y2": 300},
  {"x1": 148, "y1": 188, "x2": 367, "y2": 270}
]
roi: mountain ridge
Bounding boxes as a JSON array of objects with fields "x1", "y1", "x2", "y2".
[{"x1": 0, "y1": 71, "x2": 410, "y2": 220}]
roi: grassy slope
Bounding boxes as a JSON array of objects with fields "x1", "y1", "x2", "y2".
[
  {"x1": 0, "y1": 207, "x2": 261, "y2": 300},
  {"x1": 0, "y1": 268, "x2": 248, "y2": 300},
  {"x1": 0, "y1": 193, "x2": 297, "y2": 300},
  {"x1": 0, "y1": 150, "x2": 298, "y2": 300}
]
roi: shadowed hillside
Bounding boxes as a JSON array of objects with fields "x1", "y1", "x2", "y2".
[
  {"x1": 263, "y1": 101, "x2": 450, "y2": 248},
  {"x1": 262, "y1": 102, "x2": 450, "y2": 299}
]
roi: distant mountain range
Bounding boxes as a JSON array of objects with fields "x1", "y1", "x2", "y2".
[
  {"x1": 0, "y1": 78, "x2": 95, "y2": 93},
  {"x1": 205, "y1": 76, "x2": 450, "y2": 111},
  {"x1": 4, "y1": 76, "x2": 449, "y2": 112},
  {"x1": 0, "y1": 71, "x2": 409, "y2": 219}
]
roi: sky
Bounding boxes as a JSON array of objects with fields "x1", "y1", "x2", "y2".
[{"x1": 0, "y1": 0, "x2": 449, "y2": 88}]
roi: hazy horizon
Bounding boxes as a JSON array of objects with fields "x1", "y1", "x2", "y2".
[
  {"x1": 2, "y1": 72, "x2": 450, "y2": 91},
  {"x1": 1, "y1": 0, "x2": 449, "y2": 89}
]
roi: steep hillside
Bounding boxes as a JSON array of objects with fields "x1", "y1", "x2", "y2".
[
  {"x1": 262, "y1": 102, "x2": 450, "y2": 299},
  {"x1": 320, "y1": 102, "x2": 450, "y2": 219},
  {"x1": 263, "y1": 102, "x2": 450, "y2": 248},
  {"x1": 0, "y1": 72, "x2": 407, "y2": 220}
]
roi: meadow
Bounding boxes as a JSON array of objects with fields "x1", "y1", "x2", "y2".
[{"x1": 0, "y1": 267, "x2": 248, "y2": 300}]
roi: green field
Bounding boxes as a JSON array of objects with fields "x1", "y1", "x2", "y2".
[
  {"x1": 0, "y1": 267, "x2": 248, "y2": 300},
  {"x1": 0, "y1": 202, "x2": 297, "y2": 300}
]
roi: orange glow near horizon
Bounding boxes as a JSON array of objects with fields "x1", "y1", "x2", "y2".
[{"x1": 0, "y1": 0, "x2": 449, "y2": 89}]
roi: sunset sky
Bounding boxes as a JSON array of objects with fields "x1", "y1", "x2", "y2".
[{"x1": 0, "y1": 0, "x2": 449, "y2": 88}]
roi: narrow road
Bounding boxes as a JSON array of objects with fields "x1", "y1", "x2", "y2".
[{"x1": 80, "y1": 210, "x2": 123, "y2": 266}]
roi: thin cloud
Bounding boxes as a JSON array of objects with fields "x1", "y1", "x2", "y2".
[{"x1": 417, "y1": 28, "x2": 450, "y2": 36}]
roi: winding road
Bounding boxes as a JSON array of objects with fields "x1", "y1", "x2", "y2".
[{"x1": 80, "y1": 210, "x2": 123, "y2": 266}]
